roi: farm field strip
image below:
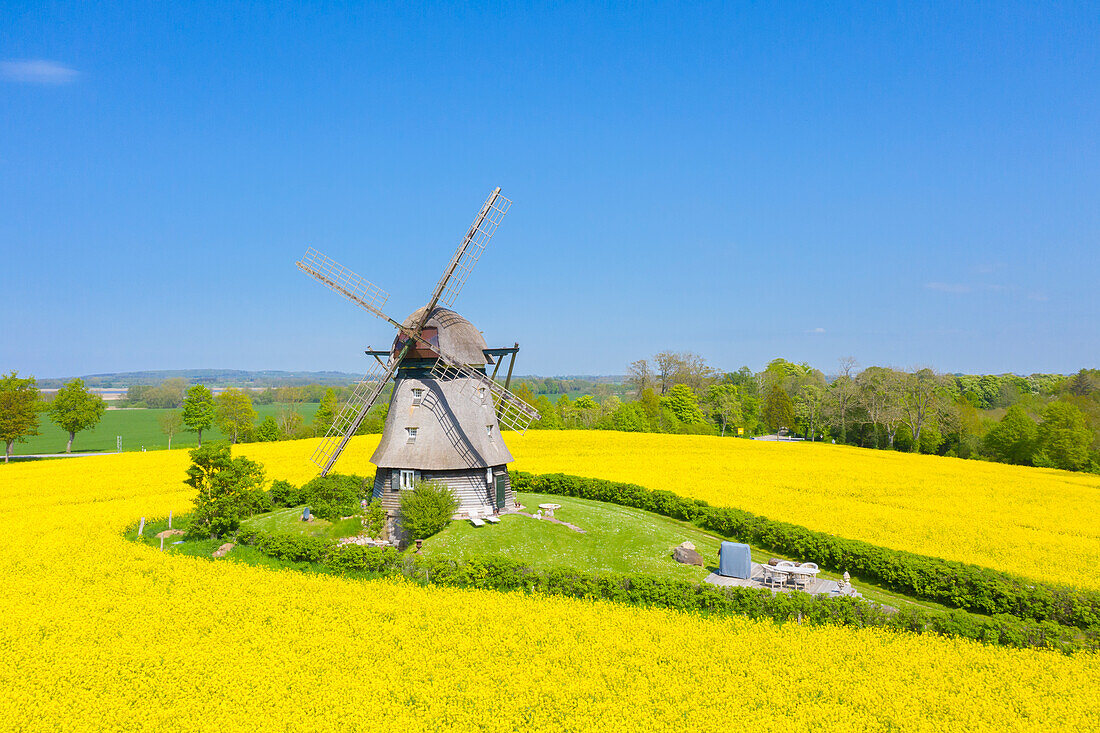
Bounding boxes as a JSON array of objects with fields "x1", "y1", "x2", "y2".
[{"x1": 1, "y1": 447, "x2": 1098, "y2": 731}]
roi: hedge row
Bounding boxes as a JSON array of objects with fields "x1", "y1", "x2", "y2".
[
  {"x1": 509, "y1": 471, "x2": 1100, "y2": 630},
  {"x1": 234, "y1": 530, "x2": 1091, "y2": 653}
]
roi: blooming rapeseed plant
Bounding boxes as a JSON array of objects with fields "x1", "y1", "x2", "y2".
[{"x1": 0, "y1": 437, "x2": 1097, "y2": 731}]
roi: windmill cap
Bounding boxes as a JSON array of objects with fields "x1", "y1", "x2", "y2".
[{"x1": 396, "y1": 306, "x2": 489, "y2": 365}]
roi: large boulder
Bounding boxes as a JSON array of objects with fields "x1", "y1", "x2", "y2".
[{"x1": 672, "y1": 546, "x2": 704, "y2": 566}]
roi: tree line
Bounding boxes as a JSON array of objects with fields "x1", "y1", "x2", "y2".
[{"x1": 509, "y1": 353, "x2": 1100, "y2": 474}]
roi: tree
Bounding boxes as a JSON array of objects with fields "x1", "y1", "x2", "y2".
[
  {"x1": 899, "y1": 368, "x2": 942, "y2": 451},
  {"x1": 704, "y1": 384, "x2": 742, "y2": 436},
  {"x1": 254, "y1": 415, "x2": 280, "y2": 442},
  {"x1": 1067, "y1": 369, "x2": 1096, "y2": 397},
  {"x1": 626, "y1": 359, "x2": 653, "y2": 396},
  {"x1": 1034, "y1": 402, "x2": 1092, "y2": 471},
  {"x1": 661, "y1": 384, "x2": 705, "y2": 424},
  {"x1": 653, "y1": 351, "x2": 685, "y2": 394},
  {"x1": 144, "y1": 377, "x2": 188, "y2": 409},
  {"x1": 762, "y1": 383, "x2": 796, "y2": 433},
  {"x1": 980, "y1": 405, "x2": 1036, "y2": 465},
  {"x1": 47, "y1": 378, "x2": 106, "y2": 453},
  {"x1": 828, "y1": 357, "x2": 860, "y2": 443},
  {"x1": 215, "y1": 388, "x2": 257, "y2": 444},
  {"x1": 313, "y1": 388, "x2": 339, "y2": 435},
  {"x1": 795, "y1": 384, "x2": 826, "y2": 441},
  {"x1": 159, "y1": 410, "x2": 184, "y2": 450},
  {"x1": 277, "y1": 404, "x2": 305, "y2": 438},
  {"x1": 1, "y1": 372, "x2": 41, "y2": 462},
  {"x1": 184, "y1": 443, "x2": 266, "y2": 539},
  {"x1": 399, "y1": 479, "x2": 459, "y2": 540},
  {"x1": 182, "y1": 385, "x2": 216, "y2": 446}
]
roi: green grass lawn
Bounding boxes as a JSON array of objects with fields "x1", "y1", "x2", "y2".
[
  {"x1": 420, "y1": 492, "x2": 724, "y2": 581},
  {"x1": 13, "y1": 402, "x2": 321, "y2": 455},
  {"x1": 131, "y1": 492, "x2": 955, "y2": 615},
  {"x1": 239, "y1": 506, "x2": 363, "y2": 539}
]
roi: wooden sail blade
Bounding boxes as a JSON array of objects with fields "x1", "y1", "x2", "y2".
[
  {"x1": 428, "y1": 345, "x2": 541, "y2": 434},
  {"x1": 310, "y1": 355, "x2": 402, "y2": 475},
  {"x1": 297, "y1": 247, "x2": 393, "y2": 324},
  {"x1": 423, "y1": 188, "x2": 511, "y2": 322}
]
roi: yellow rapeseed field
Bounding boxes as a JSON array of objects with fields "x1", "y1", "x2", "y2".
[
  {"x1": 1, "y1": 439, "x2": 1098, "y2": 731},
  {"x1": 504, "y1": 431, "x2": 1100, "y2": 590}
]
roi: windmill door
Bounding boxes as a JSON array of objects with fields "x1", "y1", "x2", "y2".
[{"x1": 495, "y1": 474, "x2": 507, "y2": 510}]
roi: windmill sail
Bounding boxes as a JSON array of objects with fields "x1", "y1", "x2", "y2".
[
  {"x1": 429, "y1": 345, "x2": 541, "y2": 433},
  {"x1": 310, "y1": 355, "x2": 402, "y2": 475},
  {"x1": 297, "y1": 248, "x2": 393, "y2": 324},
  {"x1": 426, "y1": 188, "x2": 511, "y2": 315}
]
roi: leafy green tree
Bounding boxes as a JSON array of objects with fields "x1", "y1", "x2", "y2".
[
  {"x1": 531, "y1": 395, "x2": 562, "y2": 429},
  {"x1": 661, "y1": 384, "x2": 705, "y2": 424},
  {"x1": 399, "y1": 479, "x2": 459, "y2": 540},
  {"x1": 795, "y1": 384, "x2": 825, "y2": 441},
  {"x1": 313, "y1": 387, "x2": 339, "y2": 435},
  {"x1": 1, "y1": 371, "x2": 41, "y2": 462},
  {"x1": 159, "y1": 410, "x2": 184, "y2": 450},
  {"x1": 1034, "y1": 402, "x2": 1092, "y2": 471},
  {"x1": 762, "y1": 383, "x2": 796, "y2": 433},
  {"x1": 704, "y1": 384, "x2": 742, "y2": 436},
  {"x1": 184, "y1": 443, "x2": 267, "y2": 539},
  {"x1": 215, "y1": 388, "x2": 257, "y2": 444},
  {"x1": 253, "y1": 415, "x2": 280, "y2": 442},
  {"x1": 182, "y1": 385, "x2": 216, "y2": 446},
  {"x1": 47, "y1": 378, "x2": 106, "y2": 453},
  {"x1": 981, "y1": 405, "x2": 1037, "y2": 465},
  {"x1": 610, "y1": 401, "x2": 649, "y2": 432}
]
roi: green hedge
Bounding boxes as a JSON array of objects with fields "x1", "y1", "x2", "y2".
[
  {"x1": 509, "y1": 471, "x2": 1100, "y2": 631},
  {"x1": 233, "y1": 529, "x2": 1089, "y2": 653}
]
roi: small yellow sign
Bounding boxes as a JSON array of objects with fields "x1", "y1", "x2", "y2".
[{"x1": 737, "y1": 427, "x2": 744, "y2": 436}]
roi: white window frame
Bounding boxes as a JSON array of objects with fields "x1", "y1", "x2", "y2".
[
  {"x1": 399, "y1": 469, "x2": 416, "y2": 491},
  {"x1": 411, "y1": 387, "x2": 424, "y2": 406},
  {"x1": 486, "y1": 425, "x2": 494, "y2": 437},
  {"x1": 405, "y1": 427, "x2": 418, "y2": 444}
]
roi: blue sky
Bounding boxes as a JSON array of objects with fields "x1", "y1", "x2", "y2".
[{"x1": 2, "y1": 2, "x2": 1097, "y2": 379}]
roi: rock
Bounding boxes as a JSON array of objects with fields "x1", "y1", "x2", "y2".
[
  {"x1": 155, "y1": 528, "x2": 184, "y2": 539},
  {"x1": 672, "y1": 546, "x2": 704, "y2": 566},
  {"x1": 212, "y1": 543, "x2": 234, "y2": 558},
  {"x1": 768, "y1": 558, "x2": 781, "y2": 566},
  {"x1": 679, "y1": 541, "x2": 696, "y2": 551}
]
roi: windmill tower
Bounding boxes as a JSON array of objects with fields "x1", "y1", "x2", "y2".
[{"x1": 295, "y1": 188, "x2": 540, "y2": 531}]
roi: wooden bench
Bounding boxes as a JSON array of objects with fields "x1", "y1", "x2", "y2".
[
  {"x1": 469, "y1": 517, "x2": 485, "y2": 527},
  {"x1": 484, "y1": 515, "x2": 500, "y2": 524}
]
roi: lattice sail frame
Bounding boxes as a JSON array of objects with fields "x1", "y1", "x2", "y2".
[
  {"x1": 309, "y1": 356, "x2": 400, "y2": 473},
  {"x1": 432, "y1": 191, "x2": 511, "y2": 309},
  {"x1": 296, "y1": 247, "x2": 390, "y2": 320},
  {"x1": 429, "y1": 349, "x2": 540, "y2": 433}
]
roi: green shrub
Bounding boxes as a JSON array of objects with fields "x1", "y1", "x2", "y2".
[
  {"x1": 364, "y1": 499, "x2": 385, "y2": 539},
  {"x1": 399, "y1": 479, "x2": 459, "y2": 540},
  {"x1": 269, "y1": 479, "x2": 300, "y2": 507},
  {"x1": 298, "y1": 473, "x2": 369, "y2": 521},
  {"x1": 510, "y1": 471, "x2": 1100, "y2": 630},
  {"x1": 184, "y1": 443, "x2": 266, "y2": 539}
]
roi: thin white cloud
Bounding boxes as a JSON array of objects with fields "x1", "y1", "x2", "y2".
[
  {"x1": 1, "y1": 59, "x2": 80, "y2": 84},
  {"x1": 925, "y1": 282, "x2": 972, "y2": 294},
  {"x1": 806, "y1": 327, "x2": 826, "y2": 334}
]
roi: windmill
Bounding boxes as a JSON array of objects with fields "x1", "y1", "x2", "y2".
[{"x1": 295, "y1": 187, "x2": 540, "y2": 530}]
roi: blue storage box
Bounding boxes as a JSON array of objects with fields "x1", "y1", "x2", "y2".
[{"x1": 719, "y1": 541, "x2": 751, "y2": 579}]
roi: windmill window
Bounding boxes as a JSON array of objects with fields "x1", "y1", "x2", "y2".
[
  {"x1": 405, "y1": 427, "x2": 418, "y2": 444},
  {"x1": 411, "y1": 388, "x2": 424, "y2": 406},
  {"x1": 399, "y1": 469, "x2": 416, "y2": 491},
  {"x1": 477, "y1": 386, "x2": 487, "y2": 400},
  {"x1": 486, "y1": 425, "x2": 494, "y2": 437}
]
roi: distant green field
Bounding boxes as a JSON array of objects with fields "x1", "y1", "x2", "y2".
[{"x1": 11, "y1": 403, "x2": 321, "y2": 455}]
